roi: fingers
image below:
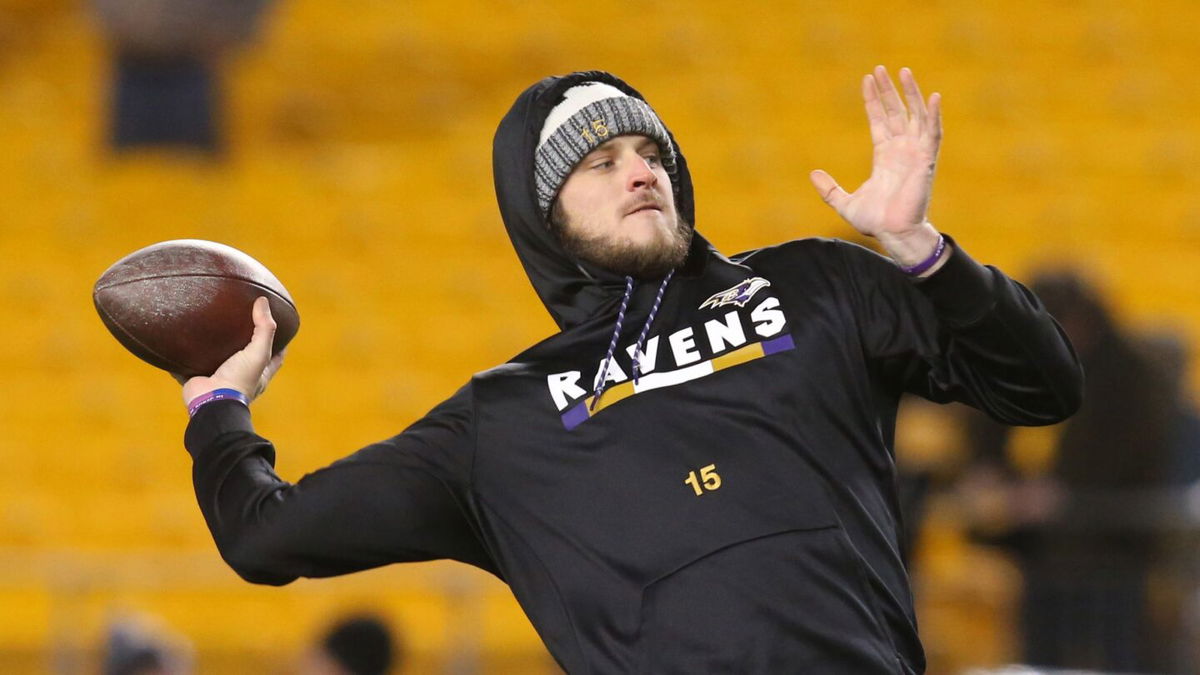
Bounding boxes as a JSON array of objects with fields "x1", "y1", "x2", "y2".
[
  {"x1": 872, "y1": 65, "x2": 907, "y2": 136},
  {"x1": 264, "y1": 350, "x2": 286, "y2": 385},
  {"x1": 809, "y1": 170, "x2": 849, "y2": 213},
  {"x1": 865, "y1": 66, "x2": 942, "y2": 145},
  {"x1": 256, "y1": 351, "x2": 286, "y2": 399},
  {"x1": 230, "y1": 298, "x2": 278, "y2": 401},
  {"x1": 183, "y1": 298, "x2": 280, "y2": 406},
  {"x1": 862, "y1": 74, "x2": 889, "y2": 144},
  {"x1": 928, "y1": 91, "x2": 943, "y2": 143},
  {"x1": 898, "y1": 67, "x2": 926, "y2": 129},
  {"x1": 266, "y1": 350, "x2": 286, "y2": 378}
]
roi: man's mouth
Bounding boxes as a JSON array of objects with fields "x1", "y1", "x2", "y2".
[{"x1": 627, "y1": 203, "x2": 662, "y2": 216}]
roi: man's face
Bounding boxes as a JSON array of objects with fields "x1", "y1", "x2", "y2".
[{"x1": 551, "y1": 134, "x2": 691, "y2": 280}]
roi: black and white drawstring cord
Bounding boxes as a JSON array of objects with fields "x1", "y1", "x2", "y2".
[{"x1": 591, "y1": 271, "x2": 674, "y2": 410}]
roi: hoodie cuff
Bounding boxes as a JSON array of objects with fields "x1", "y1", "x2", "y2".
[
  {"x1": 184, "y1": 399, "x2": 256, "y2": 461},
  {"x1": 913, "y1": 234, "x2": 998, "y2": 327}
]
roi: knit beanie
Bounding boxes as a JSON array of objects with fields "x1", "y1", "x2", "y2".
[{"x1": 534, "y1": 81, "x2": 677, "y2": 221}]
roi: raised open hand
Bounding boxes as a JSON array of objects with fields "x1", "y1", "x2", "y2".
[{"x1": 810, "y1": 66, "x2": 943, "y2": 266}]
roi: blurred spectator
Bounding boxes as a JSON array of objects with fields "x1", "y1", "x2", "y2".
[
  {"x1": 893, "y1": 395, "x2": 969, "y2": 563},
  {"x1": 1141, "y1": 330, "x2": 1200, "y2": 487},
  {"x1": 102, "y1": 614, "x2": 191, "y2": 675},
  {"x1": 90, "y1": 0, "x2": 273, "y2": 153},
  {"x1": 296, "y1": 614, "x2": 399, "y2": 675},
  {"x1": 1139, "y1": 329, "x2": 1200, "y2": 671},
  {"x1": 960, "y1": 270, "x2": 1178, "y2": 672}
]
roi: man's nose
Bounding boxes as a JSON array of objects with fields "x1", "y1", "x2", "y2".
[{"x1": 625, "y1": 155, "x2": 657, "y2": 191}]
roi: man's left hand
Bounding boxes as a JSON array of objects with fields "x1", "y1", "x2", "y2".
[{"x1": 810, "y1": 66, "x2": 944, "y2": 267}]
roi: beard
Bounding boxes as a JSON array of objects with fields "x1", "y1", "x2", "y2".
[{"x1": 550, "y1": 201, "x2": 692, "y2": 280}]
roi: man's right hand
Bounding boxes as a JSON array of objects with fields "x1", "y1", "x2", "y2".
[{"x1": 180, "y1": 296, "x2": 285, "y2": 406}]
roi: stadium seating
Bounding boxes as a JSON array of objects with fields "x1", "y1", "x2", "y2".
[{"x1": 0, "y1": 0, "x2": 1196, "y2": 672}]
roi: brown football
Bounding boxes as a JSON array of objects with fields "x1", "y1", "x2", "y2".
[{"x1": 93, "y1": 239, "x2": 300, "y2": 378}]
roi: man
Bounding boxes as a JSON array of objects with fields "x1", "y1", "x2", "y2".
[
  {"x1": 181, "y1": 68, "x2": 1082, "y2": 673},
  {"x1": 964, "y1": 272, "x2": 1173, "y2": 671},
  {"x1": 296, "y1": 614, "x2": 397, "y2": 675}
]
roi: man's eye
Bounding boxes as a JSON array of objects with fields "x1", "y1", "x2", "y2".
[
  {"x1": 644, "y1": 154, "x2": 660, "y2": 166},
  {"x1": 591, "y1": 159, "x2": 613, "y2": 170}
]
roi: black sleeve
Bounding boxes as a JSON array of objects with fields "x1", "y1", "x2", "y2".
[
  {"x1": 183, "y1": 384, "x2": 497, "y2": 586},
  {"x1": 838, "y1": 236, "x2": 1084, "y2": 425}
]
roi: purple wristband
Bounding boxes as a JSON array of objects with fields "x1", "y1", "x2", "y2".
[
  {"x1": 187, "y1": 388, "x2": 249, "y2": 417},
  {"x1": 898, "y1": 234, "x2": 947, "y2": 276}
]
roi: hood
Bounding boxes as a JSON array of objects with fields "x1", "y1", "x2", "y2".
[{"x1": 491, "y1": 70, "x2": 714, "y2": 331}]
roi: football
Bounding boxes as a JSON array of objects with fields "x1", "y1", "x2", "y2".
[{"x1": 93, "y1": 239, "x2": 300, "y2": 378}]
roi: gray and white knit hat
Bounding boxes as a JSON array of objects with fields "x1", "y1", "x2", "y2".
[{"x1": 534, "y1": 82, "x2": 677, "y2": 221}]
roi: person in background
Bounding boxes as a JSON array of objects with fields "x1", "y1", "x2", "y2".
[
  {"x1": 102, "y1": 615, "x2": 191, "y2": 675},
  {"x1": 962, "y1": 270, "x2": 1176, "y2": 672},
  {"x1": 90, "y1": 0, "x2": 272, "y2": 153},
  {"x1": 296, "y1": 614, "x2": 398, "y2": 675}
]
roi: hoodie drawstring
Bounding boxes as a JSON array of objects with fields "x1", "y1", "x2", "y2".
[
  {"x1": 591, "y1": 277, "x2": 633, "y2": 411},
  {"x1": 631, "y1": 270, "x2": 673, "y2": 384},
  {"x1": 591, "y1": 271, "x2": 674, "y2": 411}
]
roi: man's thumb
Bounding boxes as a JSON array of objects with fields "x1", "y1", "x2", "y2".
[
  {"x1": 810, "y1": 170, "x2": 849, "y2": 211},
  {"x1": 249, "y1": 297, "x2": 277, "y2": 358}
]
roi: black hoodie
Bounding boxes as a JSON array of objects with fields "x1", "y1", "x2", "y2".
[{"x1": 184, "y1": 71, "x2": 1083, "y2": 674}]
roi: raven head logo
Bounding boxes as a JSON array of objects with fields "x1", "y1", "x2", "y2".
[{"x1": 699, "y1": 277, "x2": 772, "y2": 310}]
